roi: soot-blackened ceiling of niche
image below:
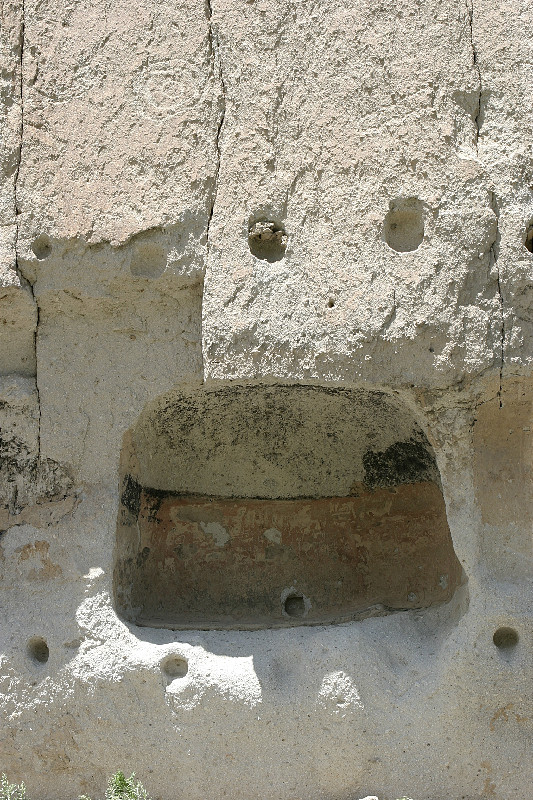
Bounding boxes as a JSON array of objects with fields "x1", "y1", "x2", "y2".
[
  {"x1": 129, "y1": 384, "x2": 439, "y2": 498},
  {"x1": 114, "y1": 384, "x2": 461, "y2": 630}
]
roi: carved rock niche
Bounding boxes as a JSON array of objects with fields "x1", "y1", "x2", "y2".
[{"x1": 114, "y1": 385, "x2": 463, "y2": 629}]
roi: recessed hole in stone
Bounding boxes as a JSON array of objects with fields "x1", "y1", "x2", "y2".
[
  {"x1": 161, "y1": 654, "x2": 188, "y2": 679},
  {"x1": 27, "y1": 636, "x2": 49, "y2": 664},
  {"x1": 248, "y1": 221, "x2": 287, "y2": 262},
  {"x1": 284, "y1": 595, "x2": 306, "y2": 618},
  {"x1": 31, "y1": 235, "x2": 52, "y2": 260},
  {"x1": 384, "y1": 199, "x2": 424, "y2": 253},
  {"x1": 493, "y1": 626, "x2": 519, "y2": 650},
  {"x1": 525, "y1": 225, "x2": 533, "y2": 254},
  {"x1": 114, "y1": 384, "x2": 463, "y2": 630},
  {"x1": 328, "y1": 298, "x2": 335, "y2": 308}
]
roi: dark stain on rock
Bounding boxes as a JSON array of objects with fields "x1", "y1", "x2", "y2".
[
  {"x1": 363, "y1": 437, "x2": 437, "y2": 489},
  {"x1": 136, "y1": 546, "x2": 151, "y2": 568},
  {"x1": 121, "y1": 474, "x2": 141, "y2": 517},
  {"x1": 142, "y1": 488, "x2": 167, "y2": 521},
  {"x1": 0, "y1": 433, "x2": 33, "y2": 477}
]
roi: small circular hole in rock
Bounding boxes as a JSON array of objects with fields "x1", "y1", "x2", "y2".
[
  {"x1": 31, "y1": 235, "x2": 52, "y2": 260},
  {"x1": 161, "y1": 654, "x2": 188, "y2": 679},
  {"x1": 525, "y1": 225, "x2": 533, "y2": 254},
  {"x1": 493, "y1": 626, "x2": 519, "y2": 650},
  {"x1": 248, "y1": 220, "x2": 287, "y2": 263},
  {"x1": 384, "y1": 199, "x2": 424, "y2": 253},
  {"x1": 284, "y1": 594, "x2": 305, "y2": 618},
  {"x1": 328, "y1": 298, "x2": 335, "y2": 308},
  {"x1": 27, "y1": 637, "x2": 49, "y2": 664}
]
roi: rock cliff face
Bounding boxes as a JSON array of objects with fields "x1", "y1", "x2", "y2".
[{"x1": 0, "y1": 1, "x2": 531, "y2": 798}]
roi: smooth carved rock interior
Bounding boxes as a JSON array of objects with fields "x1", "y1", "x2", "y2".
[{"x1": 115, "y1": 386, "x2": 462, "y2": 629}]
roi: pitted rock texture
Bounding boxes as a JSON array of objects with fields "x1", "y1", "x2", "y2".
[
  {"x1": 0, "y1": 1, "x2": 532, "y2": 799},
  {"x1": 202, "y1": 0, "x2": 504, "y2": 387}
]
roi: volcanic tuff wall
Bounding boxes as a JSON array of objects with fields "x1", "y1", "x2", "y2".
[{"x1": 0, "y1": 1, "x2": 532, "y2": 798}]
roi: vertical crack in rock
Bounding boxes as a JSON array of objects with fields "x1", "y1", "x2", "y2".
[
  {"x1": 13, "y1": 0, "x2": 41, "y2": 454},
  {"x1": 33, "y1": 295, "x2": 42, "y2": 457},
  {"x1": 466, "y1": 0, "x2": 482, "y2": 152},
  {"x1": 490, "y1": 192, "x2": 504, "y2": 407},
  {"x1": 12, "y1": 0, "x2": 24, "y2": 209},
  {"x1": 205, "y1": 0, "x2": 226, "y2": 256},
  {"x1": 467, "y1": 4, "x2": 503, "y2": 406}
]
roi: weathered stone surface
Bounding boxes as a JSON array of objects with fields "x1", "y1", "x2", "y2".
[
  {"x1": 0, "y1": 1, "x2": 36, "y2": 375},
  {"x1": 0, "y1": 0, "x2": 531, "y2": 799},
  {"x1": 127, "y1": 384, "x2": 440, "y2": 498},
  {"x1": 473, "y1": 377, "x2": 533, "y2": 581},
  {"x1": 202, "y1": 0, "x2": 501, "y2": 388},
  {"x1": 474, "y1": 0, "x2": 533, "y2": 374},
  {"x1": 17, "y1": 0, "x2": 220, "y2": 246}
]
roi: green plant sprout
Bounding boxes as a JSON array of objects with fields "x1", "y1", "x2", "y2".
[
  {"x1": 0, "y1": 775, "x2": 26, "y2": 800},
  {"x1": 80, "y1": 771, "x2": 151, "y2": 800}
]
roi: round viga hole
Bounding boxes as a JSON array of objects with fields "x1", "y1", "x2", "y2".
[
  {"x1": 493, "y1": 626, "x2": 519, "y2": 651},
  {"x1": 31, "y1": 235, "x2": 52, "y2": 260},
  {"x1": 284, "y1": 594, "x2": 306, "y2": 618},
  {"x1": 524, "y1": 225, "x2": 533, "y2": 254},
  {"x1": 384, "y1": 198, "x2": 425, "y2": 253},
  {"x1": 248, "y1": 220, "x2": 287, "y2": 263},
  {"x1": 27, "y1": 636, "x2": 49, "y2": 665},
  {"x1": 161, "y1": 654, "x2": 188, "y2": 680}
]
